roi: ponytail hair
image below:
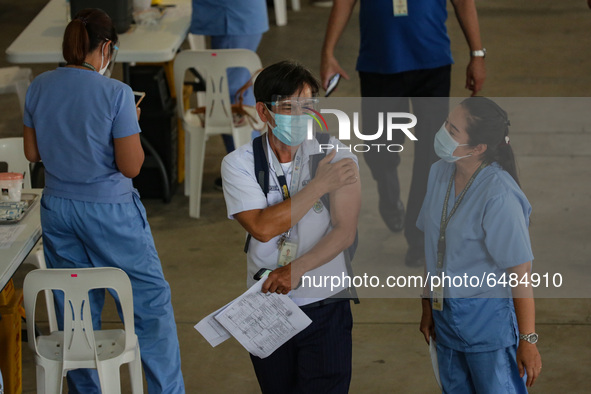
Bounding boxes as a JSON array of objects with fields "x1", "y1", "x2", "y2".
[
  {"x1": 461, "y1": 97, "x2": 521, "y2": 188},
  {"x1": 62, "y1": 8, "x2": 118, "y2": 66}
]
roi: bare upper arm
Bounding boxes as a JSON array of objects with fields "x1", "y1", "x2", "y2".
[
  {"x1": 113, "y1": 133, "x2": 144, "y2": 178},
  {"x1": 329, "y1": 164, "x2": 361, "y2": 243}
]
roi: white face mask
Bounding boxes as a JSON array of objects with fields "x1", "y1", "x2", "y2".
[
  {"x1": 98, "y1": 42, "x2": 110, "y2": 76},
  {"x1": 434, "y1": 122, "x2": 472, "y2": 163}
]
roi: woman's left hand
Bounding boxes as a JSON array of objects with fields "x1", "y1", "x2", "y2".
[{"x1": 516, "y1": 341, "x2": 542, "y2": 387}]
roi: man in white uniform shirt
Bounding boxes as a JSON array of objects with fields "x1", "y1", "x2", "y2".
[{"x1": 221, "y1": 60, "x2": 361, "y2": 393}]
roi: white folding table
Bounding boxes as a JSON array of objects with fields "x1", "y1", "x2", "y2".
[
  {"x1": 6, "y1": 0, "x2": 192, "y2": 65},
  {"x1": 0, "y1": 189, "x2": 42, "y2": 291}
]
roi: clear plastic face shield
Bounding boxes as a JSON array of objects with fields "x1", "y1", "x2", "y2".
[
  {"x1": 101, "y1": 40, "x2": 118, "y2": 78},
  {"x1": 265, "y1": 95, "x2": 321, "y2": 147}
]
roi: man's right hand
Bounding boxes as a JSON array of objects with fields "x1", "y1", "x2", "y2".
[
  {"x1": 311, "y1": 149, "x2": 358, "y2": 194},
  {"x1": 320, "y1": 54, "x2": 350, "y2": 90}
]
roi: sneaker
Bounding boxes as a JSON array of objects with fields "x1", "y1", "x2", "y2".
[
  {"x1": 405, "y1": 245, "x2": 426, "y2": 268},
  {"x1": 214, "y1": 177, "x2": 223, "y2": 191},
  {"x1": 379, "y1": 198, "x2": 405, "y2": 233}
]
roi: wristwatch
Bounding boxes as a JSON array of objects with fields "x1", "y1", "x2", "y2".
[
  {"x1": 519, "y1": 332, "x2": 539, "y2": 344},
  {"x1": 470, "y1": 48, "x2": 487, "y2": 58}
]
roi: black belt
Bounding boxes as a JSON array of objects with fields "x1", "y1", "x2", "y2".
[{"x1": 299, "y1": 289, "x2": 355, "y2": 310}]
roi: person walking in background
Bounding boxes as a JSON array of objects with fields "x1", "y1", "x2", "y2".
[
  {"x1": 23, "y1": 9, "x2": 185, "y2": 393},
  {"x1": 320, "y1": 0, "x2": 486, "y2": 267},
  {"x1": 418, "y1": 97, "x2": 541, "y2": 392},
  {"x1": 190, "y1": 0, "x2": 269, "y2": 190}
]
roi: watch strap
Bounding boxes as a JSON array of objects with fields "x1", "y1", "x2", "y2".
[
  {"x1": 519, "y1": 332, "x2": 538, "y2": 344},
  {"x1": 470, "y1": 48, "x2": 487, "y2": 58}
]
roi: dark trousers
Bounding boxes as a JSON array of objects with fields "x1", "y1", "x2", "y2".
[
  {"x1": 359, "y1": 66, "x2": 451, "y2": 247},
  {"x1": 250, "y1": 300, "x2": 353, "y2": 394}
]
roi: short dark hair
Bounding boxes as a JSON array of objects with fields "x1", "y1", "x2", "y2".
[
  {"x1": 62, "y1": 8, "x2": 118, "y2": 66},
  {"x1": 254, "y1": 60, "x2": 320, "y2": 104}
]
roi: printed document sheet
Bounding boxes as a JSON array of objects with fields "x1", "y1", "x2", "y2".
[{"x1": 195, "y1": 279, "x2": 312, "y2": 358}]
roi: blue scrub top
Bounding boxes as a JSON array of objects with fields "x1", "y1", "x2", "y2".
[
  {"x1": 24, "y1": 67, "x2": 141, "y2": 203},
  {"x1": 357, "y1": 0, "x2": 453, "y2": 74},
  {"x1": 417, "y1": 160, "x2": 534, "y2": 352},
  {"x1": 190, "y1": 0, "x2": 269, "y2": 36}
]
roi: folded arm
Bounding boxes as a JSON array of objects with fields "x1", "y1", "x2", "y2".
[
  {"x1": 262, "y1": 165, "x2": 361, "y2": 294},
  {"x1": 234, "y1": 150, "x2": 357, "y2": 243}
]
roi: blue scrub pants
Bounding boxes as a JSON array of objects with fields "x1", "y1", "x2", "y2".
[
  {"x1": 39, "y1": 192, "x2": 185, "y2": 394},
  {"x1": 437, "y1": 343, "x2": 527, "y2": 394},
  {"x1": 210, "y1": 34, "x2": 263, "y2": 153}
]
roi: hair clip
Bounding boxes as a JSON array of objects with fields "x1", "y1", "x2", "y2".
[
  {"x1": 77, "y1": 17, "x2": 88, "y2": 25},
  {"x1": 505, "y1": 136, "x2": 510, "y2": 145}
]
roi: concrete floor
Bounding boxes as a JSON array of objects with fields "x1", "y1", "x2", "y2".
[{"x1": 2, "y1": 0, "x2": 591, "y2": 393}]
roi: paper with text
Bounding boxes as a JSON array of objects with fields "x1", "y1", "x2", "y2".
[
  {"x1": 196, "y1": 279, "x2": 312, "y2": 358},
  {"x1": 194, "y1": 301, "x2": 233, "y2": 347}
]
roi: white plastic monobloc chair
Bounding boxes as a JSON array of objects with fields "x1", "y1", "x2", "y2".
[
  {"x1": 273, "y1": 0, "x2": 301, "y2": 26},
  {"x1": 0, "y1": 66, "x2": 32, "y2": 115},
  {"x1": 174, "y1": 49, "x2": 264, "y2": 218},
  {"x1": 23, "y1": 267, "x2": 143, "y2": 394},
  {"x1": 0, "y1": 137, "x2": 57, "y2": 333}
]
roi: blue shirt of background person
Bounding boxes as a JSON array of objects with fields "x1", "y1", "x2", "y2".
[
  {"x1": 24, "y1": 67, "x2": 140, "y2": 203},
  {"x1": 190, "y1": 0, "x2": 269, "y2": 36},
  {"x1": 357, "y1": 0, "x2": 453, "y2": 74}
]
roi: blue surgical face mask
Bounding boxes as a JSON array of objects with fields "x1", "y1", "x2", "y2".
[
  {"x1": 434, "y1": 122, "x2": 471, "y2": 163},
  {"x1": 266, "y1": 106, "x2": 309, "y2": 146}
]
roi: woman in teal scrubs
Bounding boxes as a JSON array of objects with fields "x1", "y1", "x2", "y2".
[
  {"x1": 23, "y1": 9, "x2": 184, "y2": 394},
  {"x1": 418, "y1": 97, "x2": 542, "y2": 393}
]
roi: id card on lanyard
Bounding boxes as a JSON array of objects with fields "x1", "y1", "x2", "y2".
[
  {"x1": 393, "y1": 0, "x2": 408, "y2": 16},
  {"x1": 433, "y1": 163, "x2": 487, "y2": 311},
  {"x1": 267, "y1": 135, "x2": 305, "y2": 267}
]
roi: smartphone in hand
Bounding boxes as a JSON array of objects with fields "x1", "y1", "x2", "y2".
[
  {"x1": 133, "y1": 91, "x2": 146, "y2": 107},
  {"x1": 253, "y1": 268, "x2": 272, "y2": 281},
  {"x1": 325, "y1": 73, "x2": 341, "y2": 97}
]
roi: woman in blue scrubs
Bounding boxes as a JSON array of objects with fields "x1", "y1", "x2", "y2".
[
  {"x1": 23, "y1": 9, "x2": 185, "y2": 394},
  {"x1": 418, "y1": 97, "x2": 541, "y2": 393}
]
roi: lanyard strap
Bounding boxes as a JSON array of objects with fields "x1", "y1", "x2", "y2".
[
  {"x1": 436, "y1": 163, "x2": 487, "y2": 271},
  {"x1": 265, "y1": 134, "x2": 305, "y2": 240},
  {"x1": 266, "y1": 133, "x2": 305, "y2": 201}
]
